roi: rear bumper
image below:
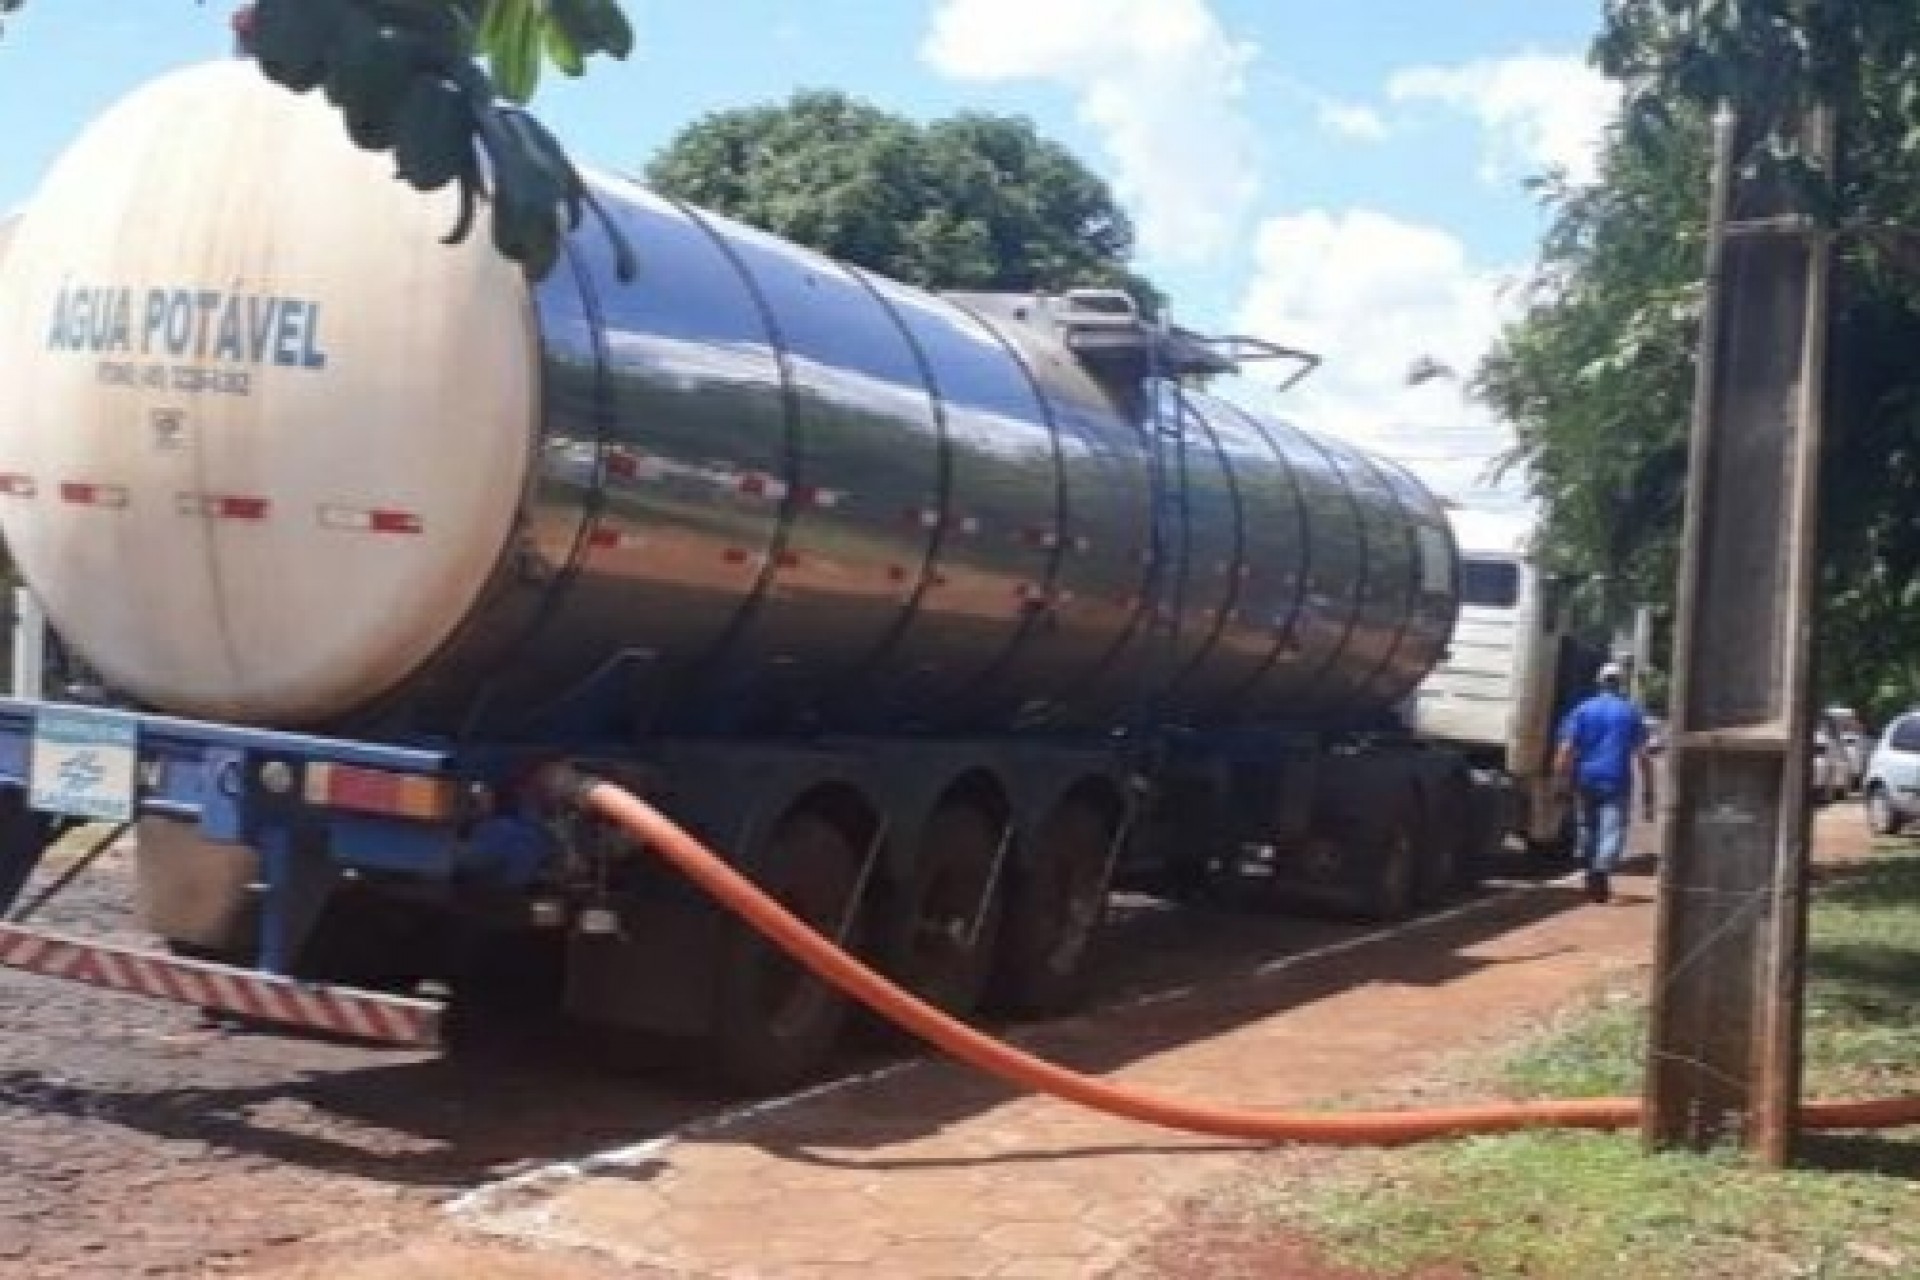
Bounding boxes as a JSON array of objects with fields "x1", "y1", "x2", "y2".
[
  {"x1": 0, "y1": 919, "x2": 443, "y2": 1046},
  {"x1": 0, "y1": 698, "x2": 563, "y2": 988}
]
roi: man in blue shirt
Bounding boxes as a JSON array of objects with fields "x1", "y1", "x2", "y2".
[{"x1": 1554, "y1": 662, "x2": 1657, "y2": 903}]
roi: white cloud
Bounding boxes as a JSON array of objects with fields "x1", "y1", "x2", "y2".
[
  {"x1": 1388, "y1": 54, "x2": 1617, "y2": 187},
  {"x1": 921, "y1": 0, "x2": 1260, "y2": 265},
  {"x1": 1228, "y1": 208, "x2": 1527, "y2": 501},
  {"x1": 1315, "y1": 100, "x2": 1390, "y2": 144}
]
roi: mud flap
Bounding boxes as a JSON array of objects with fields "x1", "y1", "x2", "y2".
[{"x1": 564, "y1": 897, "x2": 723, "y2": 1037}]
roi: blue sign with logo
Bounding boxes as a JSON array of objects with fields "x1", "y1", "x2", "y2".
[{"x1": 30, "y1": 709, "x2": 138, "y2": 823}]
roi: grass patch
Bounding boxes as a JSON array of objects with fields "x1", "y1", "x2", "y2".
[
  {"x1": 1296, "y1": 1134, "x2": 1919, "y2": 1280},
  {"x1": 1263, "y1": 847, "x2": 1920, "y2": 1280}
]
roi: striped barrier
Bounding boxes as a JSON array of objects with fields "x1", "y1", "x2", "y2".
[{"x1": 0, "y1": 922, "x2": 443, "y2": 1047}]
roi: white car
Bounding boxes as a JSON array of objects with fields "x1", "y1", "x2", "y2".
[
  {"x1": 1825, "y1": 705, "x2": 1871, "y2": 792},
  {"x1": 1864, "y1": 711, "x2": 1920, "y2": 836}
]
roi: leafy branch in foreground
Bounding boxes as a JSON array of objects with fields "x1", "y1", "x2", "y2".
[
  {"x1": 240, "y1": 0, "x2": 636, "y2": 282},
  {"x1": 2, "y1": 0, "x2": 635, "y2": 280}
]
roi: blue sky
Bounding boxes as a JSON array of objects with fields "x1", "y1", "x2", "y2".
[{"x1": 0, "y1": 1, "x2": 1615, "y2": 498}]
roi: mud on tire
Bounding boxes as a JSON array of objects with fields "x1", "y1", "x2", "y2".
[
  {"x1": 992, "y1": 796, "x2": 1115, "y2": 1016},
  {"x1": 892, "y1": 802, "x2": 1006, "y2": 1018}
]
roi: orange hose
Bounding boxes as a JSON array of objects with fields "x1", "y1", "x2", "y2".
[{"x1": 572, "y1": 776, "x2": 1920, "y2": 1145}]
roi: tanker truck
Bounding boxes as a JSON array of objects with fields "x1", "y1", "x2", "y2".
[{"x1": 0, "y1": 61, "x2": 1487, "y2": 1090}]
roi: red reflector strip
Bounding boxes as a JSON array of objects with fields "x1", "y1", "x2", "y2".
[
  {"x1": 0, "y1": 473, "x2": 36, "y2": 498},
  {"x1": 775, "y1": 550, "x2": 801, "y2": 569},
  {"x1": 886, "y1": 564, "x2": 910, "y2": 583},
  {"x1": 178, "y1": 493, "x2": 270, "y2": 520},
  {"x1": 588, "y1": 524, "x2": 646, "y2": 552},
  {"x1": 305, "y1": 763, "x2": 459, "y2": 821},
  {"x1": 60, "y1": 482, "x2": 129, "y2": 509},
  {"x1": 604, "y1": 449, "x2": 664, "y2": 482},
  {"x1": 735, "y1": 471, "x2": 790, "y2": 501},
  {"x1": 371, "y1": 510, "x2": 422, "y2": 535},
  {"x1": 320, "y1": 505, "x2": 423, "y2": 535},
  {"x1": 789, "y1": 484, "x2": 845, "y2": 509},
  {"x1": 0, "y1": 922, "x2": 443, "y2": 1047}
]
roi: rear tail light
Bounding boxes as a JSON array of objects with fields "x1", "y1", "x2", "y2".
[{"x1": 303, "y1": 763, "x2": 463, "y2": 821}]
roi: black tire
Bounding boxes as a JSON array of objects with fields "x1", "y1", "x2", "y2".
[
  {"x1": 1358, "y1": 797, "x2": 1420, "y2": 923},
  {"x1": 1456, "y1": 780, "x2": 1501, "y2": 887},
  {"x1": 1524, "y1": 807, "x2": 1579, "y2": 863},
  {"x1": 1866, "y1": 786, "x2": 1903, "y2": 838},
  {"x1": 300, "y1": 889, "x2": 443, "y2": 988},
  {"x1": 992, "y1": 797, "x2": 1113, "y2": 1016},
  {"x1": 1414, "y1": 770, "x2": 1473, "y2": 907},
  {"x1": 892, "y1": 803, "x2": 1006, "y2": 1017},
  {"x1": 707, "y1": 811, "x2": 864, "y2": 1094},
  {"x1": 1312, "y1": 783, "x2": 1419, "y2": 923}
]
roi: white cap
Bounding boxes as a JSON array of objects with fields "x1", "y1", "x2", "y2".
[{"x1": 1599, "y1": 661, "x2": 1625, "y2": 684}]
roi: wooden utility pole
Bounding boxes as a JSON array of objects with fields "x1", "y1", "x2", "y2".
[{"x1": 1642, "y1": 95, "x2": 1837, "y2": 1165}]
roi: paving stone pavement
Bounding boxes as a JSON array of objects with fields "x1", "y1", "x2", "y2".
[
  {"x1": 22, "y1": 802, "x2": 1801, "y2": 1278},
  {"x1": 413, "y1": 871, "x2": 1660, "y2": 1279}
]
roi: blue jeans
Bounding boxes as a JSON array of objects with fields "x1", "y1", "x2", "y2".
[{"x1": 1575, "y1": 790, "x2": 1629, "y2": 873}]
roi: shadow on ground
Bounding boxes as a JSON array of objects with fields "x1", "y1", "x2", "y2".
[{"x1": 0, "y1": 848, "x2": 1599, "y2": 1190}]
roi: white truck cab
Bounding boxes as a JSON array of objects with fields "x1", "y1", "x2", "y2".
[{"x1": 1409, "y1": 505, "x2": 1600, "y2": 856}]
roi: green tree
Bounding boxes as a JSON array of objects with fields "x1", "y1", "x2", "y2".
[
  {"x1": 1481, "y1": 1, "x2": 1920, "y2": 722},
  {"x1": 3, "y1": 0, "x2": 635, "y2": 282},
  {"x1": 646, "y1": 90, "x2": 1163, "y2": 313},
  {"x1": 1477, "y1": 110, "x2": 1711, "y2": 631}
]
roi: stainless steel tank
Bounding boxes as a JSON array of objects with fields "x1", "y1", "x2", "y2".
[{"x1": 0, "y1": 62, "x2": 1458, "y2": 739}]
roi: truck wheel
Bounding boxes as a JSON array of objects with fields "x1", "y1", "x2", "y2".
[
  {"x1": 1310, "y1": 783, "x2": 1420, "y2": 923},
  {"x1": 1525, "y1": 809, "x2": 1579, "y2": 863},
  {"x1": 992, "y1": 797, "x2": 1113, "y2": 1016},
  {"x1": 1455, "y1": 781, "x2": 1500, "y2": 888},
  {"x1": 894, "y1": 803, "x2": 1005, "y2": 1017},
  {"x1": 707, "y1": 811, "x2": 864, "y2": 1094},
  {"x1": 1415, "y1": 770, "x2": 1472, "y2": 907},
  {"x1": 1357, "y1": 799, "x2": 1420, "y2": 923}
]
